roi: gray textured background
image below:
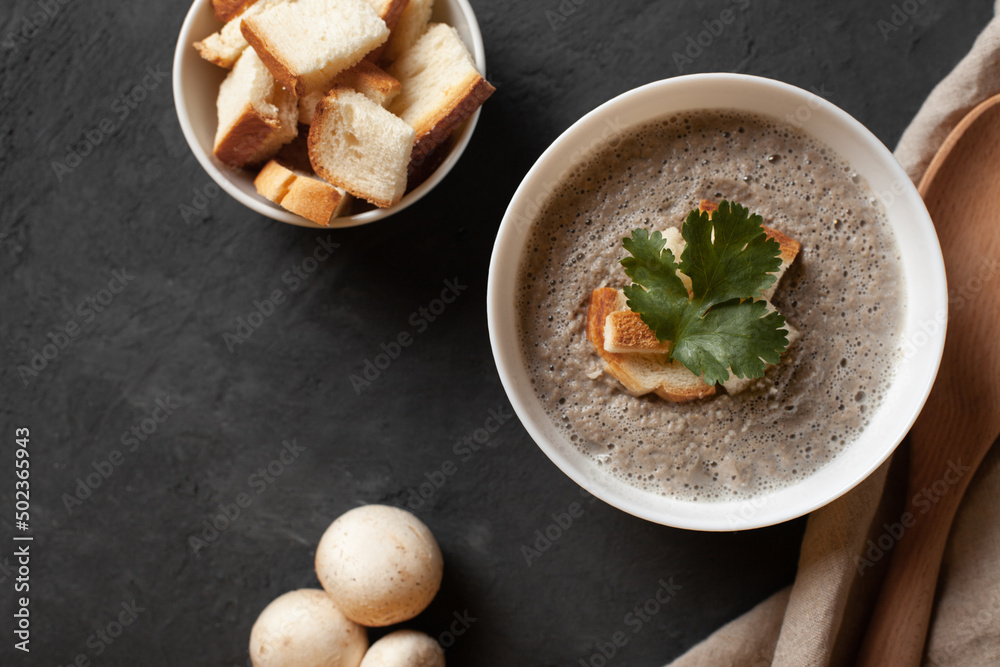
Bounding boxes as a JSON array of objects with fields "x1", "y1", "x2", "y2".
[{"x1": 0, "y1": 0, "x2": 992, "y2": 665}]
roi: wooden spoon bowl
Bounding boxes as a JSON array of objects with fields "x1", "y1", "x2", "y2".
[{"x1": 857, "y1": 94, "x2": 1000, "y2": 665}]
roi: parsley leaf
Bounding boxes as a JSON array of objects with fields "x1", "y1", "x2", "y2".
[{"x1": 621, "y1": 201, "x2": 790, "y2": 386}]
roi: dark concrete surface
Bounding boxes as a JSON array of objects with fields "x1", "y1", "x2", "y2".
[{"x1": 0, "y1": 0, "x2": 993, "y2": 665}]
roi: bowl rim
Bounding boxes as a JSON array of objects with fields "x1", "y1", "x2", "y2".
[
  {"x1": 487, "y1": 72, "x2": 947, "y2": 531},
  {"x1": 172, "y1": 0, "x2": 487, "y2": 228}
]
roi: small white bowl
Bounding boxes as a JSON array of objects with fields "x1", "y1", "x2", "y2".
[
  {"x1": 172, "y1": 0, "x2": 486, "y2": 228},
  {"x1": 488, "y1": 73, "x2": 947, "y2": 531}
]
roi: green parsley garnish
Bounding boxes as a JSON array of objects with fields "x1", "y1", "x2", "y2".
[{"x1": 620, "y1": 201, "x2": 790, "y2": 386}]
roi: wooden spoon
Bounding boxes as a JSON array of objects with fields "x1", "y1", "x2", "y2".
[{"x1": 857, "y1": 93, "x2": 1000, "y2": 665}]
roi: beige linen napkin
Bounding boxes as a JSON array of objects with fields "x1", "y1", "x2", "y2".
[{"x1": 668, "y1": 3, "x2": 1000, "y2": 665}]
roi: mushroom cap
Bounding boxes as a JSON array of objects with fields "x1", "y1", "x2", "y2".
[
  {"x1": 359, "y1": 630, "x2": 445, "y2": 667},
  {"x1": 250, "y1": 589, "x2": 367, "y2": 667},
  {"x1": 316, "y1": 505, "x2": 444, "y2": 626}
]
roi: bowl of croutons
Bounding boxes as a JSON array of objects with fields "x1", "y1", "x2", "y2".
[{"x1": 173, "y1": 0, "x2": 493, "y2": 228}]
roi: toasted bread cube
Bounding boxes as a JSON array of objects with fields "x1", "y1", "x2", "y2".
[
  {"x1": 308, "y1": 88, "x2": 415, "y2": 208},
  {"x1": 364, "y1": 0, "x2": 410, "y2": 61},
  {"x1": 195, "y1": 0, "x2": 283, "y2": 69},
  {"x1": 382, "y1": 0, "x2": 434, "y2": 63},
  {"x1": 213, "y1": 48, "x2": 298, "y2": 167},
  {"x1": 255, "y1": 159, "x2": 351, "y2": 226},
  {"x1": 212, "y1": 0, "x2": 256, "y2": 22},
  {"x1": 297, "y1": 61, "x2": 401, "y2": 125},
  {"x1": 589, "y1": 203, "x2": 802, "y2": 401},
  {"x1": 366, "y1": 0, "x2": 409, "y2": 32},
  {"x1": 241, "y1": 0, "x2": 389, "y2": 96},
  {"x1": 604, "y1": 311, "x2": 670, "y2": 354},
  {"x1": 587, "y1": 288, "x2": 716, "y2": 402},
  {"x1": 387, "y1": 23, "x2": 495, "y2": 164}
]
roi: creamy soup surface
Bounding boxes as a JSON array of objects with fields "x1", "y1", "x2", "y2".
[{"x1": 516, "y1": 110, "x2": 905, "y2": 501}]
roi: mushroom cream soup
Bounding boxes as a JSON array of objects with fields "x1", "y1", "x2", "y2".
[{"x1": 516, "y1": 110, "x2": 905, "y2": 501}]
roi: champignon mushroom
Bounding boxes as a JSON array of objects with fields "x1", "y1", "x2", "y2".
[
  {"x1": 316, "y1": 505, "x2": 443, "y2": 626},
  {"x1": 250, "y1": 589, "x2": 367, "y2": 667},
  {"x1": 359, "y1": 630, "x2": 445, "y2": 667}
]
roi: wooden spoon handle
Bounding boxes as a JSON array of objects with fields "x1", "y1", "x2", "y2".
[
  {"x1": 858, "y1": 93, "x2": 1000, "y2": 666},
  {"x1": 855, "y1": 476, "x2": 964, "y2": 666}
]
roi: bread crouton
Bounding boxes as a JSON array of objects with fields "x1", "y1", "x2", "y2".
[
  {"x1": 590, "y1": 201, "x2": 801, "y2": 401},
  {"x1": 213, "y1": 48, "x2": 298, "y2": 167},
  {"x1": 241, "y1": 0, "x2": 389, "y2": 95},
  {"x1": 587, "y1": 288, "x2": 717, "y2": 403},
  {"x1": 382, "y1": 0, "x2": 433, "y2": 63},
  {"x1": 212, "y1": 0, "x2": 258, "y2": 23},
  {"x1": 255, "y1": 159, "x2": 351, "y2": 225},
  {"x1": 195, "y1": 0, "x2": 283, "y2": 69},
  {"x1": 307, "y1": 87, "x2": 415, "y2": 208},
  {"x1": 386, "y1": 23, "x2": 495, "y2": 166},
  {"x1": 364, "y1": 0, "x2": 410, "y2": 61},
  {"x1": 297, "y1": 61, "x2": 401, "y2": 125}
]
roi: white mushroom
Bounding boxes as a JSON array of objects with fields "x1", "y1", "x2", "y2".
[
  {"x1": 316, "y1": 505, "x2": 443, "y2": 626},
  {"x1": 250, "y1": 589, "x2": 367, "y2": 667},
  {"x1": 359, "y1": 631, "x2": 445, "y2": 667}
]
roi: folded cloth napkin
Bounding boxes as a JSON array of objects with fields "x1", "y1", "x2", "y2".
[{"x1": 667, "y1": 3, "x2": 1000, "y2": 665}]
